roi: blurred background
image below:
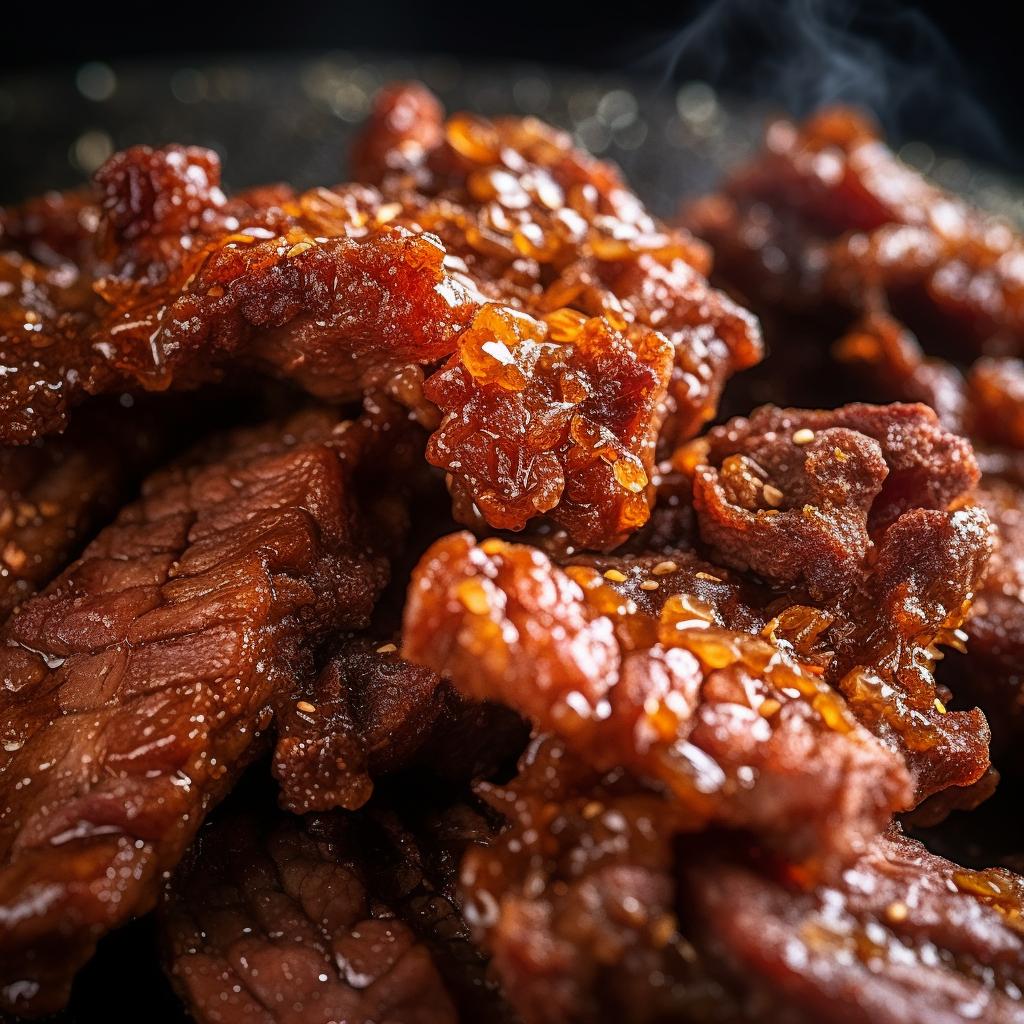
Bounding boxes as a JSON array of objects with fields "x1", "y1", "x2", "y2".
[{"x1": 1, "y1": 0, "x2": 1020, "y2": 215}]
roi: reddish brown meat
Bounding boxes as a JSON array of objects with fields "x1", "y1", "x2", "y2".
[
  {"x1": 352, "y1": 82, "x2": 763, "y2": 546},
  {"x1": 404, "y1": 532, "x2": 912, "y2": 875},
  {"x1": 684, "y1": 827, "x2": 1024, "y2": 1024},
  {"x1": 272, "y1": 634, "x2": 526, "y2": 813},
  {"x1": 0, "y1": 406, "x2": 402, "y2": 1016},
  {"x1": 689, "y1": 402, "x2": 992, "y2": 801},
  {"x1": 0, "y1": 143, "x2": 480, "y2": 444},
  {"x1": 162, "y1": 803, "x2": 519, "y2": 1024}
]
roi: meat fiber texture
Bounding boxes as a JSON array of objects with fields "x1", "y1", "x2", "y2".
[{"x1": 0, "y1": 407, "x2": 398, "y2": 1016}]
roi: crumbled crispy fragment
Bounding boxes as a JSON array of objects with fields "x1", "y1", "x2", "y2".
[{"x1": 0, "y1": 407, "x2": 404, "y2": 1016}]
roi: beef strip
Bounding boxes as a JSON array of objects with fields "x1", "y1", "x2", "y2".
[
  {"x1": 683, "y1": 826, "x2": 1024, "y2": 1024},
  {"x1": 403, "y1": 530, "x2": 912, "y2": 877},
  {"x1": 162, "y1": 799, "x2": 520, "y2": 1024},
  {"x1": 0, "y1": 405, "x2": 403, "y2": 1016}
]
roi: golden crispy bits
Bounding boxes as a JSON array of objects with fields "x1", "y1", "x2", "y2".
[
  {"x1": 684, "y1": 827, "x2": 1024, "y2": 1024},
  {"x1": 404, "y1": 532, "x2": 912, "y2": 875},
  {"x1": 424, "y1": 304, "x2": 673, "y2": 549},
  {"x1": 689, "y1": 402, "x2": 992, "y2": 801},
  {"x1": 163, "y1": 807, "x2": 505, "y2": 1024},
  {"x1": 271, "y1": 634, "x2": 526, "y2": 813},
  {"x1": 352, "y1": 83, "x2": 762, "y2": 543},
  {"x1": 0, "y1": 143, "x2": 480, "y2": 444},
  {"x1": 0, "y1": 407, "x2": 401, "y2": 1016}
]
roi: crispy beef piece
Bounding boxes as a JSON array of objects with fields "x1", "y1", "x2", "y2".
[
  {"x1": 404, "y1": 532, "x2": 912, "y2": 875},
  {"x1": 272, "y1": 634, "x2": 527, "y2": 813},
  {"x1": 0, "y1": 406, "x2": 402, "y2": 1017},
  {"x1": 683, "y1": 826, "x2": 1024, "y2": 1024},
  {"x1": 688, "y1": 107, "x2": 1024, "y2": 356},
  {"x1": 352, "y1": 82, "x2": 762, "y2": 547},
  {"x1": 460, "y1": 735, "x2": 741, "y2": 1024},
  {"x1": 0, "y1": 186, "x2": 101, "y2": 272},
  {"x1": 0, "y1": 143, "x2": 480, "y2": 444},
  {"x1": 689, "y1": 402, "x2": 992, "y2": 801},
  {"x1": 163, "y1": 804, "x2": 519, "y2": 1024}
]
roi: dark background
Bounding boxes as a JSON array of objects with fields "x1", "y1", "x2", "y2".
[{"x1": 1, "y1": 0, "x2": 1020, "y2": 169}]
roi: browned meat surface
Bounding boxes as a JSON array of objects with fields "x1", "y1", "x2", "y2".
[
  {"x1": 0, "y1": 406, "x2": 406, "y2": 1017},
  {"x1": 404, "y1": 530, "x2": 912, "y2": 876},
  {"x1": 689, "y1": 402, "x2": 992, "y2": 801},
  {"x1": 0, "y1": 143, "x2": 480, "y2": 444},
  {"x1": 683, "y1": 827, "x2": 1024, "y2": 1024},
  {"x1": 272, "y1": 633, "x2": 527, "y2": 814},
  {"x1": 162, "y1": 802, "x2": 519, "y2": 1024}
]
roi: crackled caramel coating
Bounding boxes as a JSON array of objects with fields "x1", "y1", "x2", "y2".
[
  {"x1": 688, "y1": 402, "x2": 991, "y2": 801},
  {"x1": 404, "y1": 531, "x2": 912, "y2": 876},
  {"x1": 353, "y1": 82, "x2": 762, "y2": 546},
  {"x1": 684, "y1": 827, "x2": 1024, "y2": 1024},
  {"x1": 0, "y1": 143, "x2": 480, "y2": 444},
  {"x1": 0, "y1": 407, "x2": 410, "y2": 1016}
]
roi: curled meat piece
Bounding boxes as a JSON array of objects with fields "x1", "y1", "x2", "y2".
[
  {"x1": 404, "y1": 532, "x2": 912, "y2": 874},
  {"x1": 689, "y1": 402, "x2": 992, "y2": 801},
  {"x1": 163, "y1": 803, "x2": 518, "y2": 1024},
  {"x1": 272, "y1": 634, "x2": 527, "y2": 813},
  {"x1": 683, "y1": 826, "x2": 1024, "y2": 1024},
  {"x1": 691, "y1": 402, "x2": 980, "y2": 598},
  {"x1": 688, "y1": 106, "x2": 1024, "y2": 355},
  {"x1": 0, "y1": 143, "x2": 480, "y2": 444},
  {"x1": 460, "y1": 735, "x2": 734, "y2": 1024},
  {"x1": 0, "y1": 406, "x2": 403, "y2": 1016},
  {"x1": 352, "y1": 82, "x2": 762, "y2": 544}
]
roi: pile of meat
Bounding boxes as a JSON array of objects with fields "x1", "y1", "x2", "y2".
[{"x1": 2, "y1": 83, "x2": 1023, "y2": 1023}]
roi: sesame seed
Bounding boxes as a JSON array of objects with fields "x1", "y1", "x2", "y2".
[
  {"x1": 934, "y1": 698, "x2": 947, "y2": 714},
  {"x1": 296, "y1": 701, "x2": 316, "y2": 714},
  {"x1": 652, "y1": 560, "x2": 678, "y2": 575},
  {"x1": 695, "y1": 572, "x2": 722, "y2": 582},
  {"x1": 762, "y1": 484, "x2": 784, "y2": 507},
  {"x1": 640, "y1": 579, "x2": 659, "y2": 591},
  {"x1": 603, "y1": 569, "x2": 628, "y2": 582},
  {"x1": 792, "y1": 428, "x2": 815, "y2": 445},
  {"x1": 376, "y1": 643, "x2": 397, "y2": 654}
]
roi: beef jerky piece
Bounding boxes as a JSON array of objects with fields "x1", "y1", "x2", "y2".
[
  {"x1": 404, "y1": 532, "x2": 912, "y2": 875},
  {"x1": 460, "y1": 735, "x2": 741, "y2": 1024},
  {"x1": 683, "y1": 826, "x2": 1024, "y2": 1024},
  {"x1": 0, "y1": 186, "x2": 101, "y2": 272},
  {"x1": 0, "y1": 399, "x2": 170, "y2": 620},
  {"x1": 689, "y1": 402, "x2": 992, "y2": 801},
  {"x1": 163, "y1": 803, "x2": 518, "y2": 1024},
  {"x1": 0, "y1": 143, "x2": 481, "y2": 444},
  {"x1": 0, "y1": 406, "x2": 398, "y2": 1017},
  {"x1": 272, "y1": 634, "x2": 527, "y2": 813},
  {"x1": 424, "y1": 304, "x2": 674, "y2": 550},
  {"x1": 351, "y1": 83, "x2": 762, "y2": 545},
  {"x1": 688, "y1": 106, "x2": 1024, "y2": 355}
]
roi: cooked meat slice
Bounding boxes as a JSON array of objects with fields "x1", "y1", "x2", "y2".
[
  {"x1": 404, "y1": 532, "x2": 912, "y2": 875},
  {"x1": 683, "y1": 826, "x2": 1024, "y2": 1024},
  {"x1": 352, "y1": 82, "x2": 762, "y2": 547},
  {"x1": 0, "y1": 143, "x2": 480, "y2": 445},
  {"x1": 460, "y1": 735, "x2": 737, "y2": 1024},
  {"x1": 0, "y1": 406, "x2": 402, "y2": 1017},
  {"x1": 162, "y1": 802, "x2": 519, "y2": 1024},
  {"x1": 272, "y1": 633, "x2": 526, "y2": 813},
  {"x1": 689, "y1": 402, "x2": 992, "y2": 801}
]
